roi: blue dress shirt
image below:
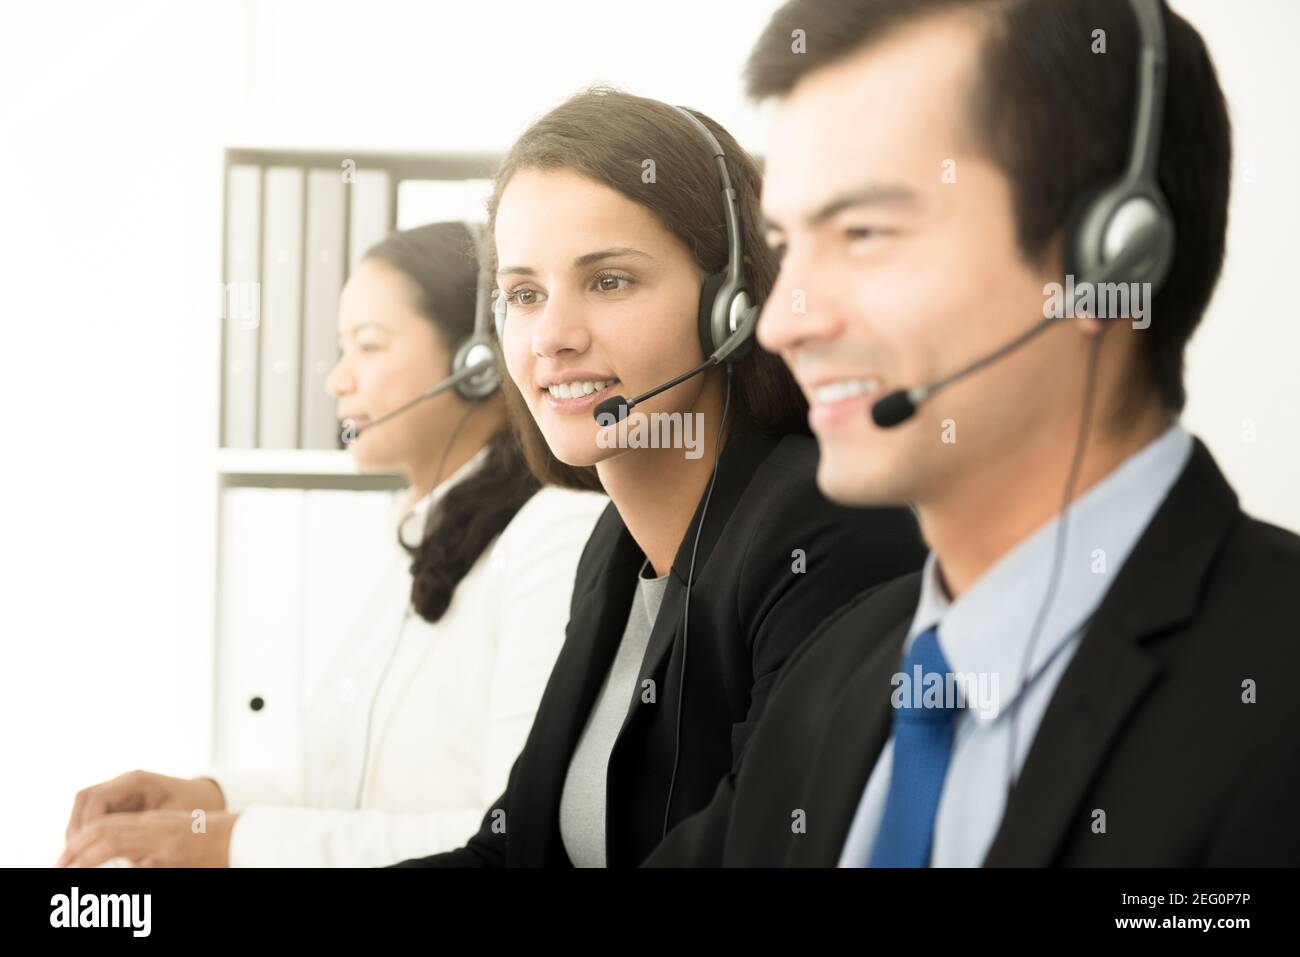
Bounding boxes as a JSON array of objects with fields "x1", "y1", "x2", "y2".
[{"x1": 839, "y1": 423, "x2": 1194, "y2": 866}]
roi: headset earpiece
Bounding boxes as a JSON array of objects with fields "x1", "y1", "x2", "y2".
[
  {"x1": 1064, "y1": 0, "x2": 1175, "y2": 295},
  {"x1": 451, "y1": 221, "x2": 501, "y2": 402},
  {"x1": 699, "y1": 271, "x2": 757, "y2": 365},
  {"x1": 452, "y1": 336, "x2": 499, "y2": 401},
  {"x1": 670, "y1": 105, "x2": 759, "y2": 368},
  {"x1": 696, "y1": 272, "x2": 729, "y2": 357},
  {"x1": 1067, "y1": 179, "x2": 1175, "y2": 293}
]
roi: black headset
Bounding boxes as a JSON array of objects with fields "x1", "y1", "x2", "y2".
[
  {"x1": 491, "y1": 106, "x2": 761, "y2": 396},
  {"x1": 349, "y1": 222, "x2": 500, "y2": 441},
  {"x1": 674, "y1": 106, "x2": 761, "y2": 365},
  {"x1": 452, "y1": 221, "x2": 502, "y2": 401},
  {"x1": 657, "y1": 104, "x2": 754, "y2": 838},
  {"x1": 873, "y1": 0, "x2": 1175, "y2": 429},
  {"x1": 1007, "y1": 0, "x2": 1175, "y2": 794},
  {"x1": 1065, "y1": 0, "x2": 1175, "y2": 294},
  {"x1": 490, "y1": 104, "x2": 758, "y2": 839}
]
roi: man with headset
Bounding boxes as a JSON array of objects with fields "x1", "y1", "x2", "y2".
[{"x1": 645, "y1": 0, "x2": 1300, "y2": 866}]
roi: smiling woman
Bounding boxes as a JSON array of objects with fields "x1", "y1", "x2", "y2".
[
  {"x1": 394, "y1": 88, "x2": 927, "y2": 869},
  {"x1": 58, "y1": 223, "x2": 609, "y2": 868},
  {"x1": 487, "y1": 90, "x2": 805, "y2": 490}
]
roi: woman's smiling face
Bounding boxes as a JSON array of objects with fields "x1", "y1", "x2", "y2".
[
  {"x1": 327, "y1": 258, "x2": 454, "y2": 475},
  {"x1": 494, "y1": 167, "x2": 710, "y2": 467}
]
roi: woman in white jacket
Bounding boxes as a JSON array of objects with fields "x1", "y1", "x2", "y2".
[{"x1": 58, "y1": 222, "x2": 607, "y2": 867}]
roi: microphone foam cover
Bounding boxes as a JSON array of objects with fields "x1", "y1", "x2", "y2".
[
  {"x1": 594, "y1": 396, "x2": 629, "y2": 425},
  {"x1": 871, "y1": 390, "x2": 915, "y2": 428}
]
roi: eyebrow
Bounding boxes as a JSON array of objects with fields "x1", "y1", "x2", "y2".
[
  {"x1": 762, "y1": 182, "x2": 920, "y2": 233},
  {"x1": 497, "y1": 246, "x2": 655, "y2": 277},
  {"x1": 338, "y1": 321, "x2": 390, "y2": 339}
]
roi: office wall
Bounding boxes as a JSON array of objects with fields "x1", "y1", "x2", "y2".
[{"x1": 1173, "y1": 1, "x2": 1300, "y2": 532}]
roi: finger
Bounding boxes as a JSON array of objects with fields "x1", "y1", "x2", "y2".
[
  {"x1": 65, "y1": 832, "x2": 127, "y2": 869},
  {"x1": 68, "y1": 776, "x2": 148, "y2": 838},
  {"x1": 60, "y1": 813, "x2": 140, "y2": 868},
  {"x1": 58, "y1": 818, "x2": 105, "y2": 867},
  {"x1": 64, "y1": 783, "x2": 113, "y2": 840},
  {"x1": 65, "y1": 789, "x2": 91, "y2": 842},
  {"x1": 72, "y1": 793, "x2": 112, "y2": 837}
]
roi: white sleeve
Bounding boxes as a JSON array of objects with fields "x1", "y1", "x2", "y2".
[
  {"x1": 202, "y1": 767, "x2": 306, "y2": 813},
  {"x1": 479, "y1": 489, "x2": 607, "y2": 806},
  {"x1": 225, "y1": 489, "x2": 607, "y2": 868}
]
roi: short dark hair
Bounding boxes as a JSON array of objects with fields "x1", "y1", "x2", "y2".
[
  {"x1": 746, "y1": 0, "x2": 1232, "y2": 421},
  {"x1": 484, "y1": 87, "x2": 809, "y2": 491}
]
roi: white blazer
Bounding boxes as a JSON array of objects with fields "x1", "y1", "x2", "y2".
[{"x1": 207, "y1": 449, "x2": 607, "y2": 866}]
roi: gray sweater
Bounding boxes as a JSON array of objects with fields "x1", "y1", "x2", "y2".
[{"x1": 559, "y1": 558, "x2": 669, "y2": 867}]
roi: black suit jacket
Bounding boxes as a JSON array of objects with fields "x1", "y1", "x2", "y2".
[
  {"x1": 394, "y1": 427, "x2": 926, "y2": 867},
  {"x1": 645, "y1": 437, "x2": 1300, "y2": 866}
]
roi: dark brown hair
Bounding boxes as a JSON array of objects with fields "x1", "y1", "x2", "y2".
[
  {"x1": 483, "y1": 87, "x2": 808, "y2": 490},
  {"x1": 363, "y1": 222, "x2": 539, "y2": 623},
  {"x1": 746, "y1": 0, "x2": 1231, "y2": 423}
]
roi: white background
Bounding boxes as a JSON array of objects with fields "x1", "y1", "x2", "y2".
[{"x1": 0, "y1": 0, "x2": 1295, "y2": 866}]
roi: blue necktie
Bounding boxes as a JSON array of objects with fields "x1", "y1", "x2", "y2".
[{"x1": 867, "y1": 626, "x2": 962, "y2": 867}]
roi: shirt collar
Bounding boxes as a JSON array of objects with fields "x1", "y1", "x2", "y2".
[
  {"x1": 397, "y1": 445, "x2": 491, "y2": 548},
  {"x1": 906, "y1": 422, "x2": 1194, "y2": 717}
]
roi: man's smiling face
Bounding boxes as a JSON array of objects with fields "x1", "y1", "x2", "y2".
[{"x1": 756, "y1": 13, "x2": 1073, "y2": 508}]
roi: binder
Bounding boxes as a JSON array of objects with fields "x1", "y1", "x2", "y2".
[
  {"x1": 300, "y1": 170, "x2": 347, "y2": 449},
  {"x1": 347, "y1": 168, "x2": 392, "y2": 275},
  {"x1": 221, "y1": 165, "x2": 261, "y2": 448},
  {"x1": 216, "y1": 487, "x2": 306, "y2": 770},
  {"x1": 258, "y1": 167, "x2": 305, "y2": 449},
  {"x1": 216, "y1": 487, "x2": 405, "y2": 771}
]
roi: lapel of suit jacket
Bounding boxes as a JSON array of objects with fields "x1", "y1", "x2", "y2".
[
  {"x1": 631, "y1": 428, "x2": 779, "y2": 697},
  {"x1": 527, "y1": 430, "x2": 776, "y2": 862},
  {"x1": 785, "y1": 608, "x2": 914, "y2": 866},
  {"x1": 517, "y1": 506, "x2": 644, "y2": 865},
  {"x1": 982, "y1": 437, "x2": 1241, "y2": 865}
]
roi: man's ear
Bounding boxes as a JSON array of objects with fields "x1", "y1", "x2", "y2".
[
  {"x1": 1038, "y1": 230, "x2": 1106, "y2": 335},
  {"x1": 1040, "y1": 232, "x2": 1066, "y2": 286}
]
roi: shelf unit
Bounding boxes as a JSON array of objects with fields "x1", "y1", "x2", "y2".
[{"x1": 206, "y1": 146, "x2": 499, "y2": 769}]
